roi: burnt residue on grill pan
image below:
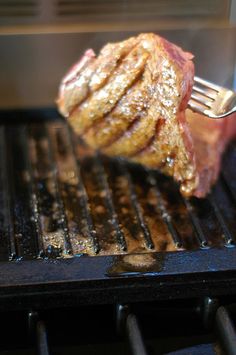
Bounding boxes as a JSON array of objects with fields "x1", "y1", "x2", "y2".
[{"x1": 0, "y1": 109, "x2": 236, "y2": 263}]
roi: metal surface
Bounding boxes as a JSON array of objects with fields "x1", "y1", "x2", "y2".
[
  {"x1": 0, "y1": 29, "x2": 235, "y2": 109},
  {"x1": 0, "y1": 108, "x2": 236, "y2": 309},
  {"x1": 0, "y1": 299, "x2": 229, "y2": 354},
  {"x1": 166, "y1": 344, "x2": 217, "y2": 354},
  {"x1": 202, "y1": 297, "x2": 219, "y2": 330},
  {"x1": 37, "y1": 320, "x2": 50, "y2": 355},
  {"x1": 216, "y1": 306, "x2": 236, "y2": 355},
  {"x1": 115, "y1": 300, "x2": 223, "y2": 355},
  {"x1": 126, "y1": 314, "x2": 148, "y2": 355},
  {"x1": 189, "y1": 76, "x2": 236, "y2": 118}
]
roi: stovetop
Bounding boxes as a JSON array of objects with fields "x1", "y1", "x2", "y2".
[
  {"x1": 1, "y1": 109, "x2": 236, "y2": 355},
  {"x1": 0, "y1": 26, "x2": 236, "y2": 355},
  {"x1": 1, "y1": 298, "x2": 236, "y2": 355}
]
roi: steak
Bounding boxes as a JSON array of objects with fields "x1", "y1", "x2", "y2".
[
  {"x1": 186, "y1": 110, "x2": 236, "y2": 197},
  {"x1": 57, "y1": 33, "x2": 236, "y2": 198}
]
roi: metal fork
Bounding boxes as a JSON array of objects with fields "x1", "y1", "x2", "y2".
[{"x1": 188, "y1": 76, "x2": 236, "y2": 119}]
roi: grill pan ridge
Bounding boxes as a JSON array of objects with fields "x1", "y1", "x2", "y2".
[{"x1": 0, "y1": 108, "x2": 236, "y2": 310}]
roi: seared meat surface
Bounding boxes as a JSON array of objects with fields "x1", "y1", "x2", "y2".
[
  {"x1": 57, "y1": 33, "x2": 236, "y2": 197},
  {"x1": 186, "y1": 110, "x2": 236, "y2": 197}
]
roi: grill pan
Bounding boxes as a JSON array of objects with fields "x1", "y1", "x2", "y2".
[{"x1": 0, "y1": 108, "x2": 236, "y2": 311}]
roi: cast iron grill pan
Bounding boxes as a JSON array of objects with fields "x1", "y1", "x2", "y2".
[{"x1": 0, "y1": 109, "x2": 236, "y2": 310}]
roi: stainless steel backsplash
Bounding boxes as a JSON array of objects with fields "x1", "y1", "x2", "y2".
[{"x1": 0, "y1": 0, "x2": 235, "y2": 109}]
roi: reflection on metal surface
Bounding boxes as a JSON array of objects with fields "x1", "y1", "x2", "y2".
[
  {"x1": 0, "y1": 0, "x2": 231, "y2": 34},
  {"x1": 0, "y1": 28, "x2": 235, "y2": 109}
]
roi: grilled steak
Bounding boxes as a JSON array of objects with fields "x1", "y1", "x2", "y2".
[
  {"x1": 186, "y1": 110, "x2": 236, "y2": 197},
  {"x1": 57, "y1": 33, "x2": 236, "y2": 197}
]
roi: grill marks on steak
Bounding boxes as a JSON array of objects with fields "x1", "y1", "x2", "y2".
[
  {"x1": 58, "y1": 36, "x2": 139, "y2": 118},
  {"x1": 58, "y1": 33, "x2": 197, "y2": 196},
  {"x1": 67, "y1": 43, "x2": 148, "y2": 135},
  {"x1": 103, "y1": 47, "x2": 181, "y2": 158},
  {"x1": 57, "y1": 49, "x2": 96, "y2": 117},
  {"x1": 58, "y1": 33, "x2": 235, "y2": 197},
  {"x1": 83, "y1": 64, "x2": 153, "y2": 149}
]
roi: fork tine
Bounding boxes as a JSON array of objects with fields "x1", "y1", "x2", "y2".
[
  {"x1": 194, "y1": 76, "x2": 221, "y2": 93},
  {"x1": 188, "y1": 99, "x2": 220, "y2": 118},
  {"x1": 192, "y1": 85, "x2": 216, "y2": 100},
  {"x1": 190, "y1": 76, "x2": 236, "y2": 119},
  {"x1": 191, "y1": 93, "x2": 212, "y2": 108},
  {"x1": 188, "y1": 99, "x2": 206, "y2": 114}
]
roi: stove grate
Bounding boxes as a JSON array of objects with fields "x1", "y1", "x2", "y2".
[{"x1": 27, "y1": 300, "x2": 236, "y2": 355}]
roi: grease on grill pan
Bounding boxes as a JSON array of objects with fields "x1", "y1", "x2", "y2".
[{"x1": 0, "y1": 120, "x2": 235, "y2": 261}]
